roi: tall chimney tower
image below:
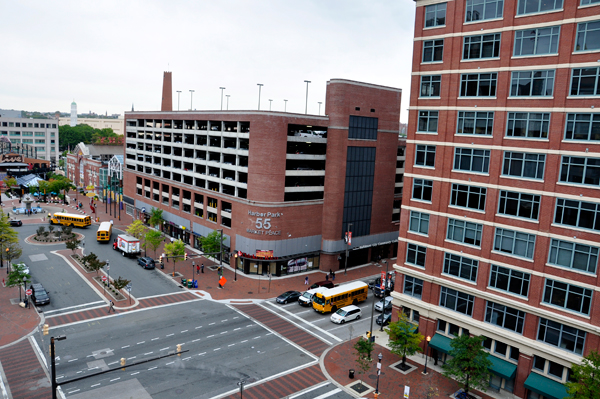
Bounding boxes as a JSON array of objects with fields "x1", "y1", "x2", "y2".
[{"x1": 161, "y1": 71, "x2": 173, "y2": 111}]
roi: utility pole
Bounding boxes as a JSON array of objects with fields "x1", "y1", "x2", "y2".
[
  {"x1": 344, "y1": 223, "x2": 352, "y2": 275},
  {"x1": 49, "y1": 335, "x2": 67, "y2": 399}
]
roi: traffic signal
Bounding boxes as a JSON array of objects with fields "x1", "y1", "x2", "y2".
[
  {"x1": 366, "y1": 331, "x2": 371, "y2": 339},
  {"x1": 42, "y1": 324, "x2": 49, "y2": 335},
  {"x1": 177, "y1": 344, "x2": 182, "y2": 356},
  {"x1": 120, "y1": 357, "x2": 126, "y2": 370},
  {"x1": 184, "y1": 253, "x2": 188, "y2": 261},
  {"x1": 159, "y1": 255, "x2": 163, "y2": 264}
]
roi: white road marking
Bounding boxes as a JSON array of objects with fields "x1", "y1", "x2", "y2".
[
  {"x1": 68, "y1": 359, "x2": 78, "y2": 362},
  {"x1": 110, "y1": 378, "x2": 120, "y2": 382},
  {"x1": 192, "y1": 339, "x2": 201, "y2": 342},
  {"x1": 233, "y1": 316, "x2": 239, "y2": 319},
  {"x1": 151, "y1": 337, "x2": 159, "y2": 341},
  {"x1": 253, "y1": 336, "x2": 260, "y2": 339},
  {"x1": 121, "y1": 345, "x2": 130, "y2": 349},
  {"x1": 137, "y1": 341, "x2": 145, "y2": 345},
  {"x1": 148, "y1": 366, "x2": 157, "y2": 370},
  {"x1": 181, "y1": 330, "x2": 188, "y2": 333},
  {"x1": 144, "y1": 352, "x2": 153, "y2": 355},
  {"x1": 88, "y1": 367, "x2": 98, "y2": 371},
  {"x1": 91, "y1": 383, "x2": 101, "y2": 388},
  {"x1": 182, "y1": 357, "x2": 191, "y2": 361},
  {"x1": 198, "y1": 352, "x2": 206, "y2": 356},
  {"x1": 246, "y1": 324, "x2": 253, "y2": 327},
  {"x1": 86, "y1": 355, "x2": 94, "y2": 358},
  {"x1": 166, "y1": 333, "x2": 174, "y2": 337},
  {"x1": 234, "y1": 328, "x2": 241, "y2": 331},
  {"x1": 214, "y1": 348, "x2": 221, "y2": 351},
  {"x1": 195, "y1": 326, "x2": 202, "y2": 329},
  {"x1": 56, "y1": 376, "x2": 64, "y2": 380},
  {"x1": 220, "y1": 331, "x2": 227, "y2": 334},
  {"x1": 209, "y1": 322, "x2": 215, "y2": 325},
  {"x1": 312, "y1": 388, "x2": 342, "y2": 399},
  {"x1": 240, "y1": 340, "x2": 248, "y2": 343},
  {"x1": 67, "y1": 389, "x2": 80, "y2": 394},
  {"x1": 160, "y1": 347, "x2": 170, "y2": 351},
  {"x1": 221, "y1": 319, "x2": 227, "y2": 322},
  {"x1": 166, "y1": 361, "x2": 174, "y2": 365},
  {"x1": 228, "y1": 344, "x2": 235, "y2": 347},
  {"x1": 207, "y1": 335, "x2": 215, "y2": 338},
  {"x1": 127, "y1": 356, "x2": 136, "y2": 360},
  {"x1": 131, "y1": 372, "x2": 140, "y2": 375},
  {"x1": 108, "y1": 361, "x2": 118, "y2": 365},
  {"x1": 76, "y1": 371, "x2": 82, "y2": 374}
]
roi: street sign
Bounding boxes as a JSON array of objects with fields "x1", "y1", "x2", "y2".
[
  {"x1": 126, "y1": 283, "x2": 132, "y2": 292},
  {"x1": 25, "y1": 289, "x2": 32, "y2": 296},
  {"x1": 106, "y1": 266, "x2": 110, "y2": 271},
  {"x1": 141, "y1": 207, "x2": 146, "y2": 213},
  {"x1": 102, "y1": 275, "x2": 107, "y2": 282},
  {"x1": 380, "y1": 271, "x2": 386, "y2": 290},
  {"x1": 219, "y1": 277, "x2": 227, "y2": 287}
]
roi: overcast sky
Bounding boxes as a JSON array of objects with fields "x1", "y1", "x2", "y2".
[{"x1": 1, "y1": 0, "x2": 416, "y2": 122}]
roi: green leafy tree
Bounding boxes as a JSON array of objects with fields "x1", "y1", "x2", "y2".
[
  {"x1": 567, "y1": 350, "x2": 600, "y2": 399},
  {"x1": 112, "y1": 276, "x2": 131, "y2": 291},
  {"x1": 387, "y1": 312, "x2": 424, "y2": 370},
  {"x1": 145, "y1": 229, "x2": 163, "y2": 259},
  {"x1": 36, "y1": 226, "x2": 46, "y2": 237},
  {"x1": 200, "y1": 230, "x2": 224, "y2": 257},
  {"x1": 126, "y1": 220, "x2": 148, "y2": 255},
  {"x1": 0, "y1": 210, "x2": 19, "y2": 267},
  {"x1": 6, "y1": 263, "x2": 30, "y2": 301},
  {"x1": 3, "y1": 177, "x2": 17, "y2": 195},
  {"x1": 38, "y1": 180, "x2": 50, "y2": 201},
  {"x1": 6, "y1": 242, "x2": 22, "y2": 267},
  {"x1": 353, "y1": 337, "x2": 375, "y2": 390},
  {"x1": 442, "y1": 334, "x2": 492, "y2": 394},
  {"x1": 65, "y1": 237, "x2": 81, "y2": 254},
  {"x1": 164, "y1": 239, "x2": 185, "y2": 277},
  {"x1": 148, "y1": 207, "x2": 164, "y2": 229},
  {"x1": 88, "y1": 257, "x2": 106, "y2": 275}
]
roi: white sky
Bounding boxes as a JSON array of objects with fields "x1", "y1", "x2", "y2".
[{"x1": 0, "y1": 0, "x2": 416, "y2": 123}]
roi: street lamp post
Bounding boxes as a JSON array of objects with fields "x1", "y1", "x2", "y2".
[
  {"x1": 106, "y1": 260, "x2": 110, "y2": 288},
  {"x1": 257, "y1": 84, "x2": 263, "y2": 110},
  {"x1": 284, "y1": 99, "x2": 287, "y2": 112},
  {"x1": 268, "y1": 99, "x2": 272, "y2": 111},
  {"x1": 176, "y1": 90, "x2": 182, "y2": 111},
  {"x1": 192, "y1": 260, "x2": 195, "y2": 280},
  {"x1": 423, "y1": 335, "x2": 431, "y2": 375},
  {"x1": 369, "y1": 287, "x2": 376, "y2": 342},
  {"x1": 189, "y1": 90, "x2": 195, "y2": 110},
  {"x1": 318, "y1": 101, "x2": 322, "y2": 115},
  {"x1": 375, "y1": 353, "x2": 382, "y2": 395},
  {"x1": 23, "y1": 276, "x2": 28, "y2": 307},
  {"x1": 304, "y1": 80, "x2": 311, "y2": 114},
  {"x1": 226, "y1": 95, "x2": 230, "y2": 110},
  {"x1": 50, "y1": 335, "x2": 67, "y2": 399},
  {"x1": 237, "y1": 379, "x2": 245, "y2": 398},
  {"x1": 379, "y1": 260, "x2": 389, "y2": 332},
  {"x1": 234, "y1": 252, "x2": 238, "y2": 281},
  {"x1": 220, "y1": 87, "x2": 226, "y2": 110}
]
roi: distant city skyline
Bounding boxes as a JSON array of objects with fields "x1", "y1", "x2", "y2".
[{"x1": 0, "y1": 1, "x2": 415, "y2": 123}]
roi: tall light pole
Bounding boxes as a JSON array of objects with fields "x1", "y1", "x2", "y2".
[
  {"x1": 226, "y1": 95, "x2": 230, "y2": 110},
  {"x1": 50, "y1": 335, "x2": 67, "y2": 399},
  {"x1": 257, "y1": 84, "x2": 263, "y2": 110},
  {"x1": 318, "y1": 101, "x2": 322, "y2": 115},
  {"x1": 423, "y1": 336, "x2": 431, "y2": 375},
  {"x1": 284, "y1": 99, "x2": 287, "y2": 112},
  {"x1": 237, "y1": 379, "x2": 245, "y2": 398},
  {"x1": 304, "y1": 80, "x2": 311, "y2": 114},
  {"x1": 375, "y1": 353, "x2": 382, "y2": 395},
  {"x1": 269, "y1": 99, "x2": 272, "y2": 111},
  {"x1": 106, "y1": 260, "x2": 110, "y2": 288},
  {"x1": 219, "y1": 87, "x2": 226, "y2": 110},
  {"x1": 176, "y1": 90, "x2": 182, "y2": 111},
  {"x1": 189, "y1": 89, "x2": 195, "y2": 110},
  {"x1": 380, "y1": 259, "x2": 389, "y2": 332},
  {"x1": 344, "y1": 223, "x2": 353, "y2": 275}
]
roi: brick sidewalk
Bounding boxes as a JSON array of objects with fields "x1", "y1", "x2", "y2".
[
  {"x1": 325, "y1": 337, "x2": 495, "y2": 399},
  {"x1": 0, "y1": 272, "x2": 40, "y2": 348}
]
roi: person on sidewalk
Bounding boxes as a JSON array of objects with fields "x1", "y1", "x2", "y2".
[
  {"x1": 201, "y1": 263, "x2": 204, "y2": 273},
  {"x1": 196, "y1": 263, "x2": 200, "y2": 274},
  {"x1": 107, "y1": 300, "x2": 115, "y2": 314},
  {"x1": 304, "y1": 276, "x2": 309, "y2": 285},
  {"x1": 332, "y1": 271, "x2": 336, "y2": 281}
]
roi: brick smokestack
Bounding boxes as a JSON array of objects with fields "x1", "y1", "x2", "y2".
[{"x1": 161, "y1": 71, "x2": 173, "y2": 111}]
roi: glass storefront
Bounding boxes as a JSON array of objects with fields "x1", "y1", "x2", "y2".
[{"x1": 237, "y1": 254, "x2": 320, "y2": 276}]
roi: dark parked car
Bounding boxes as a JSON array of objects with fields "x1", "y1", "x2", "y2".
[
  {"x1": 309, "y1": 280, "x2": 334, "y2": 290},
  {"x1": 276, "y1": 291, "x2": 301, "y2": 304},
  {"x1": 376, "y1": 311, "x2": 392, "y2": 326},
  {"x1": 9, "y1": 220, "x2": 22, "y2": 227},
  {"x1": 31, "y1": 283, "x2": 50, "y2": 305},
  {"x1": 137, "y1": 257, "x2": 156, "y2": 269}
]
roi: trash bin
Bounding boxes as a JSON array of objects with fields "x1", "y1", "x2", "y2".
[
  {"x1": 349, "y1": 369, "x2": 355, "y2": 379},
  {"x1": 187, "y1": 280, "x2": 193, "y2": 288},
  {"x1": 181, "y1": 278, "x2": 187, "y2": 286},
  {"x1": 193, "y1": 280, "x2": 198, "y2": 288}
]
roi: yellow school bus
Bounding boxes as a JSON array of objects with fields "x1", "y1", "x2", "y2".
[
  {"x1": 312, "y1": 281, "x2": 368, "y2": 313},
  {"x1": 96, "y1": 221, "x2": 112, "y2": 242},
  {"x1": 49, "y1": 212, "x2": 92, "y2": 228}
]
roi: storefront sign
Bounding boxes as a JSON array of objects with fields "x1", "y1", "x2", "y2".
[
  {"x1": 247, "y1": 209, "x2": 282, "y2": 236},
  {"x1": 256, "y1": 250, "x2": 274, "y2": 258}
]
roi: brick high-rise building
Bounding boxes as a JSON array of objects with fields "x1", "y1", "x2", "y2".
[{"x1": 395, "y1": 1, "x2": 600, "y2": 397}]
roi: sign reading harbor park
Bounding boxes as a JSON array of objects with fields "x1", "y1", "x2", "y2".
[{"x1": 247, "y1": 210, "x2": 282, "y2": 236}]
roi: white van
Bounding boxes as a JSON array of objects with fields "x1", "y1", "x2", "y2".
[
  {"x1": 330, "y1": 305, "x2": 362, "y2": 324},
  {"x1": 298, "y1": 287, "x2": 328, "y2": 306}
]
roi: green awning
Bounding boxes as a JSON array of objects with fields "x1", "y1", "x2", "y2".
[
  {"x1": 428, "y1": 333, "x2": 453, "y2": 354},
  {"x1": 524, "y1": 372, "x2": 568, "y2": 399},
  {"x1": 487, "y1": 354, "x2": 517, "y2": 380}
]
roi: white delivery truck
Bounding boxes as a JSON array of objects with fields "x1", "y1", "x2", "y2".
[
  {"x1": 298, "y1": 286, "x2": 328, "y2": 306},
  {"x1": 112, "y1": 234, "x2": 141, "y2": 257}
]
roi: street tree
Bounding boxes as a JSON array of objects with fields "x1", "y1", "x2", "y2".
[
  {"x1": 0, "y1": 210, "x2": 19, "y2": 267},
  {"x1": 164, "y1": 239, "x2": 185, "y2": 277},
  {"x1": 112, "y1": 276, "x2": 131, "y2": 291},
  {"x1": 36, "y1": 226, "x2": 46, "y2": 238},
  {"x1": 6, "y1": 242, "x2": 22, "y2": 267},
  {"x1": 200, "y1": 230, "x2": 224, "y2": 257},
  {"x1": 145, "y1": 229, "x2": 163, "y2": 259},
  {"x1": 126, "y1": 220, "x2": 148, "y2": 255},
  {"x1": 38, "y1": 180, "x2": 50, "y2": 201},
  {"x1": 442, "y1": 334, "x2": 492, "y2": 394},
  {"x1": 6, "y1": 263, "x2": 30, "y2": 301},
  {"x1": 65, "y1": 237, "x2": 81, "y2": 254},
  {"x1": 3, "y1": 177, "x2": 17, "y2": 196},
  {"x1": 353, "y1": 337, "x2": 375, "y2": 391},
  {"x1": 88, "y1": 257, "x2": 106, "y2": 275},
  {"x1": 148, "y1": 207, "x2": 164, "y2": 229},
  {"x1": 566, "y1": 350, "x2": 600, "y2": 399},
  {"x1": 386, "y1": 312, "x2": 424, "y2": 370}
]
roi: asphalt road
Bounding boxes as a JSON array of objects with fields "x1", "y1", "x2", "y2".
[
  {"x1": 12, "y1": 223, "x2": 181, "y2": 315},
  {"x1": 36, "y1": 300, "x2": 317, "y2": 399},
  {"x1": 266, "y1": 278, "x2": 387, "y2": 343}
]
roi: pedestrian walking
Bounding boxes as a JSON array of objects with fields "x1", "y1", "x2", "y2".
[
  {"x1": 332, "y1": 271, "x2": 336, "y2": 281},
  {"x1": 304, "y1": 276, "x2": 309, "y2": 285},
  {"x1": 325, "y1": 274, "x2": 329, "y2": 281},
  {"x1": 107, "y1": 300, "x2": 115, "y2": 314},
  {"x1": 196, "y1": 264, "x2": 200, "y2": 274},
  {"x1": 201, "y1": 263, "x2": 204, "y2": 273}
]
